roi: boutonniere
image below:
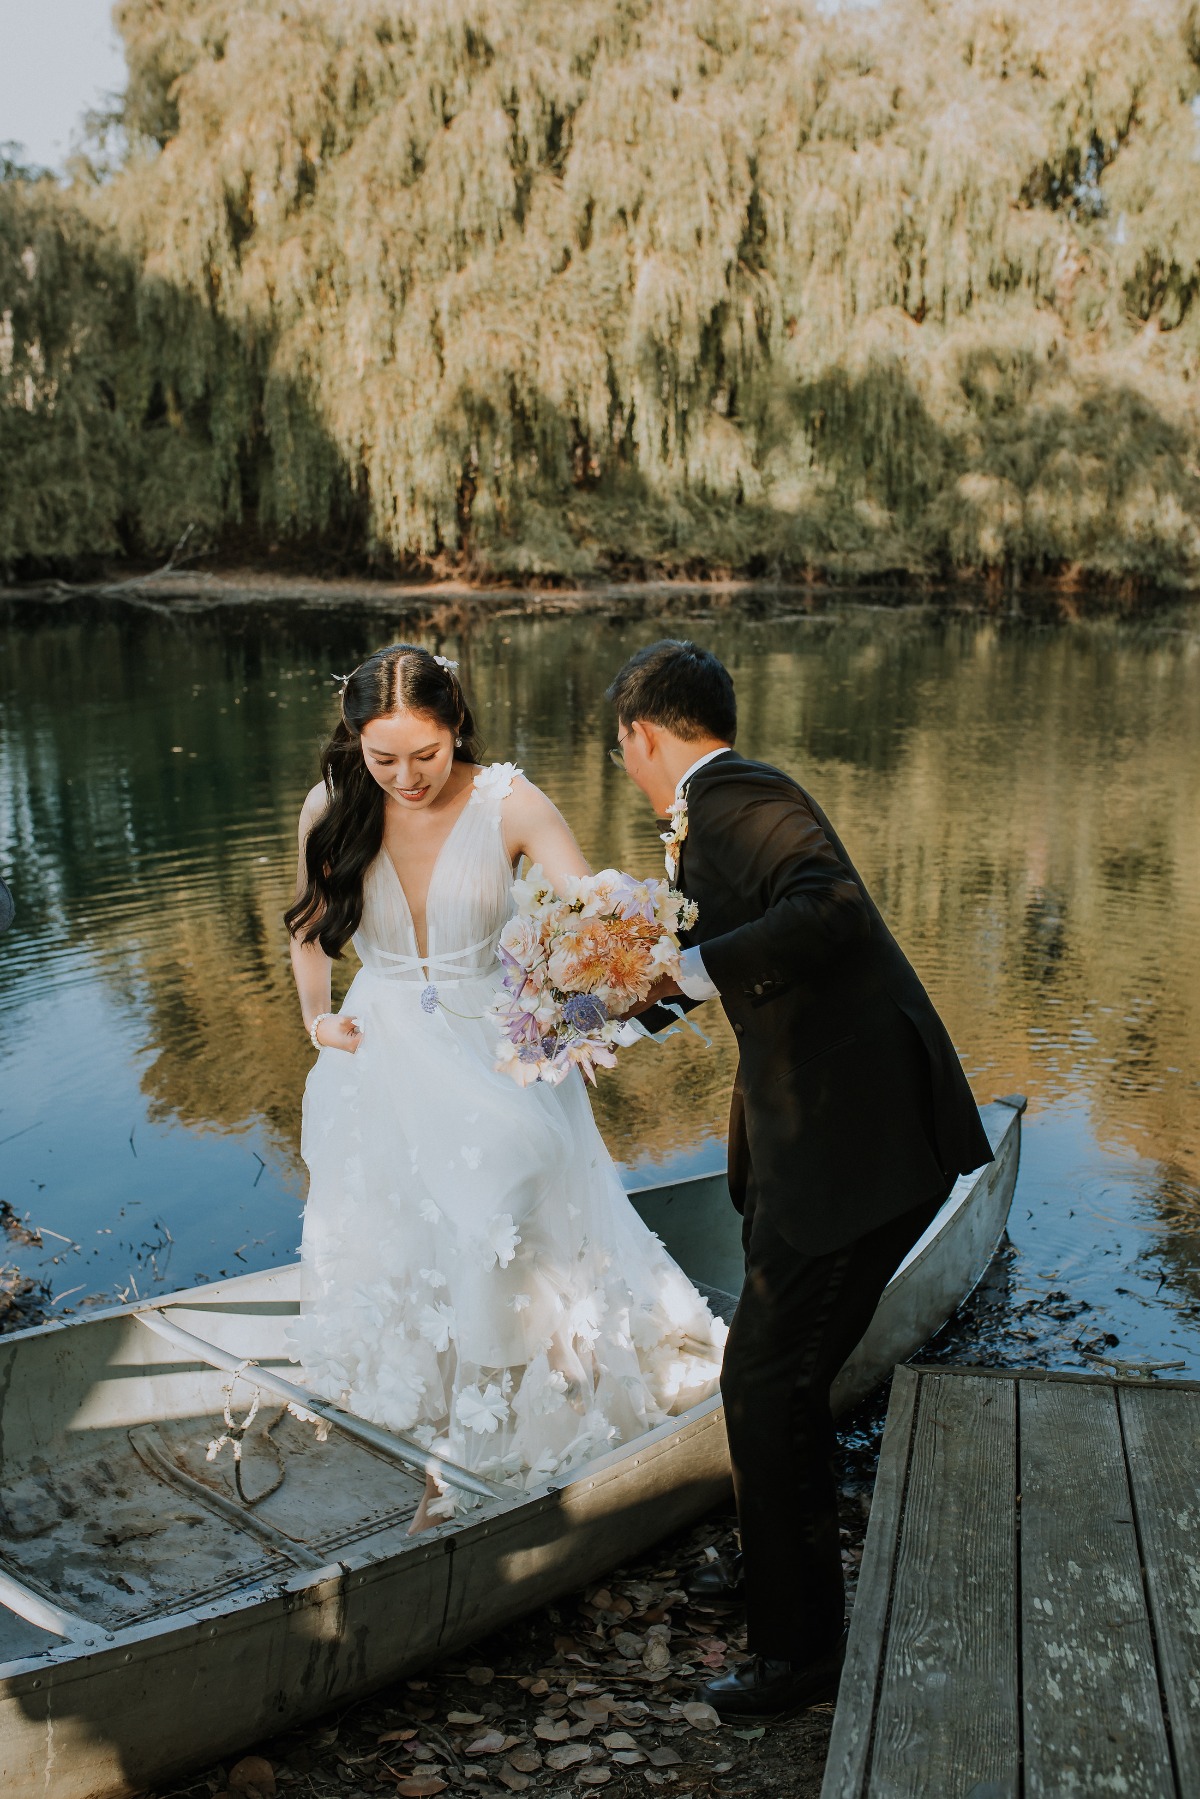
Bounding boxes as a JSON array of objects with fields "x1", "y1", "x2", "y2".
[{"x1": 661, "y1": 792, "x2": 689, "y2": 879}]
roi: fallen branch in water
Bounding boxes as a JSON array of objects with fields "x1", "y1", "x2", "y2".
[
  {"x1": 36, "y1": 526, "x2": 209, "y2": 615},
  {"x1": 95, "y1": 524, "x2": 203, "y2": 597}
]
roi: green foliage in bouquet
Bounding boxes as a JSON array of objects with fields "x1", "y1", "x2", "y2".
[{"x1": 3, "y1": 0, "x2": 1200, "y2": 584}]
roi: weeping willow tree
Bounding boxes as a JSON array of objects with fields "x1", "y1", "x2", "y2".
[{"x1": 4, "y1": 0, "x2": 1200, "y2": 583}]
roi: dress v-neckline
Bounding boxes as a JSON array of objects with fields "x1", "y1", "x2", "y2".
[{"x1": 380, "y1": 772, "x2": 479, "y2": 958}]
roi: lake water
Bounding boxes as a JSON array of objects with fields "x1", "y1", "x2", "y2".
[{"x1": 2, "y1": 596, "x2": 1198, "y2": 1377}]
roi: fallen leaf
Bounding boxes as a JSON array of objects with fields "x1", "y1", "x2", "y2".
[
  {"x1": 574, "y1": 1698, "x2": 612, "y2": 1721},
  {"x1": 466, "y1": 1731, "x2": 517, "y2": 1756},
  {"x1": 544, "y1": 1742, "x2": 592, "y2": 1770},
  {"x1": 642, "y1": 1639, "x2": 671, "y2": 1673},
  {"x1": 590, "y1": 1588, "x2": 614, "y2": 1610},
  {"x1": 729, "y1": 1725, "x2": 766, "y2": 1742},
  {"x1": 465, "y1": 1665, "x2": 495, "y2": 1686},
  {"x1": 576, "y1": 1769, "x2": 611, "y2": 1787},
  {"x1": 677, "y1": 1701, "x2": 722, "y2": 1732},
  {"x1": 447, "y1": 1712, "x2": 485, "y2": 1726},
  {"x1": 529, "y1": 1679, "x2": 549, "y2": 1697},
  {"x1": 613, "y1": 1631, "x2": 645, "y2": 1659},
  {"x1": 229, "y1": 1757, "x2": 276, "y2": 1796},
  {"x1": 495, "y1": 1768, "x2": 531, "y2": 1794},
  {"x1": 534, "y1": 1719, "x2": 571, "y2": 1742},
  {"x1": 507, "y1": 1749, "x2": 542, "y2": 1772},
  {"x1": 378, "y1": 1730, "x2": 418, "y2": 1744},
  {"x1": 612, "y1": 1750, "x2": 646, "y2": 1766},
  {"x1": 393, "y1": 1780, "x2": 449, "y2": 1798},
  {"x1": 646, "y1": 1746, "x2": 683, "y2": 1767},
  {"x1": 601, "y1": 1732, "x2": 640, "y2": 1751},
  {"x1": 569, "y1": 1719, "x2": 596, "y2": 1738}
]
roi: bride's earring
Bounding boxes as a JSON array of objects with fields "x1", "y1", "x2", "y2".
[{"x1": 455, "y1": 735, "x2": 463, "y2": 747}]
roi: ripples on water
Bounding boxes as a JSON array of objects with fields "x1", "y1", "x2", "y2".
[{"x1": 1, "y1": 599, "x2": 1198, "y2": 1375}]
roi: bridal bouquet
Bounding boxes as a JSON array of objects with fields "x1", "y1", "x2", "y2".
[{"x1": 491, "y1": 865, "x2": 698, "y2": 1086}]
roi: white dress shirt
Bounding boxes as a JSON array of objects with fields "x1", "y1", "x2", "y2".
[{"x1": 673, "y1": 746, "x2": 731, "y2": 1002}]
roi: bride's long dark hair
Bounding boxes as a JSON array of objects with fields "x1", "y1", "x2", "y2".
[{"x1": 285, "y1": 644, "x2": 483, "y2": 958}]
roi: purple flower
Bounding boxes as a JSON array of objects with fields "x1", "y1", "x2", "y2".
[
  {"x1": 517, "y1": 1044, "x2": 544, "y2": 1065},
  {"x1": 562, "y1": 993, "x2": 608, "y2": 1032},
  {"x1": 420, "y1": 984, "x2": 439, "y2": 1015}
]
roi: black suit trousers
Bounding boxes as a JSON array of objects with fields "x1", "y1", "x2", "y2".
[{"x1": 720, "y1": 1186, "x2": 947, "y2": 1661}]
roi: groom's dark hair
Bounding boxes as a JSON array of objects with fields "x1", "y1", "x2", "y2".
[{"x1": 606, "y1": 640, "x2": 737, "y2": 743}]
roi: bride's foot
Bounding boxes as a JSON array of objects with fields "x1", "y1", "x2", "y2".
[{"x1": 407, "y1": 1474, "x2": 443, "y2": 1536}]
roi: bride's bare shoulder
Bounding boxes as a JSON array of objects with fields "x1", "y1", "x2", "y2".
[
  {"x1": 298, "y1": 781, "x2": 328, "y2": 841},
  {"x1": 495, "y1": 769, "x2": 589, "y2": 875},
  {"x1": 498, "y1": 769, "x2": 553, "y2": 819}
]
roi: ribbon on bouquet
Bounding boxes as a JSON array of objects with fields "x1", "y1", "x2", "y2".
[{"x1": 614, "y1": 999, "x2": 713, "y2": 1051}]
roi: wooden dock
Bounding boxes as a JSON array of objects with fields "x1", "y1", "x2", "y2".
[{"x1": 822, "y1": 1365, "x2": 1200, "y2": 1799}]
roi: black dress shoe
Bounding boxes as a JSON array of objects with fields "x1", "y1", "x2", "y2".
[
  {"x1": 686, "y1": 1551, "x2": 744, "y2": 1602},
  {"x1": 700, "y1": 1628, "x2": 849, "y2": 1720}
]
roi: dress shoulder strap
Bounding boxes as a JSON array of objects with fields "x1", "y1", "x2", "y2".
[{"x1": 469, "y1": 761, "x2": 523, "y2": 809}]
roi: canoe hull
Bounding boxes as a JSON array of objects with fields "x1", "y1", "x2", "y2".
[{"x1": 0, "y1": 1101, "x2": 1021, "y2": 1798}]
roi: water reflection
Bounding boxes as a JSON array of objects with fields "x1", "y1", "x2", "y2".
[{"x1": 1, "y1": 601, "x2": 1198, "y2": 1371}]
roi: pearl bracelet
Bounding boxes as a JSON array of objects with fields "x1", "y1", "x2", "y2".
[{"x1": 309, "y1": 1012, "x2": 334, "y2": 1049}]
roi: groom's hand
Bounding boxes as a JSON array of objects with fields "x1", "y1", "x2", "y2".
[{"x1": 624, "y1": 976, "x2": 683, "y2": 1018}]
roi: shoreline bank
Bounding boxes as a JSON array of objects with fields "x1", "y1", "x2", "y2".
[{"x1": 4, "y1": 567, "x2": 1197, "y2": 626}]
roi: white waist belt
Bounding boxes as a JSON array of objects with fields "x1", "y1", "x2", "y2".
[{"x1": 363, "y1": 931, "x2": 501, "y2": 984}]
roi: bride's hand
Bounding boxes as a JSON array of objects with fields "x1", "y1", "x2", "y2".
[{"x1": 314, "y1": 1014, "x2": 364, "y2": 1053}]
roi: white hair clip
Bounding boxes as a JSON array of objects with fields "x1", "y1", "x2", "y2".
[
  {"x1": 434, "y1": 655, "x2": 459, "y2": 672},
  {"x1": 330, "y1": 671, "x2": 351, "y2": 693}
]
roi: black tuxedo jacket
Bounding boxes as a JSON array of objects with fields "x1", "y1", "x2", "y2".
[{"x1": 661, "y1": 751, "x2": 993, "y2": 1255}]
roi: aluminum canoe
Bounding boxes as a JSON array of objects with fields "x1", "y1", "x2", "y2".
[{"x1": 0, "y1": 1098, "x2": 1023, "y2": 1798}]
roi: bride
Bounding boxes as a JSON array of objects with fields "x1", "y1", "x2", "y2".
[{"x1": 285, "y1": 643, "x2": 725, "y2": 1530}]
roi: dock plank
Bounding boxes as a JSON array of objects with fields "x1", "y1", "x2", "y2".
[
  {"x1": 821, "y1": 1366, "x2": 919, "y2": 1799},
  {"x1": 1120, "y1": 1385, "x2": 1200, "y2": 1794},
  {"x1": 1019, "y1": 1378, "x2": 1174, "y2": 1798},
  {"x1": 823, "y1": 1368, "x2": 1200, "y2": 1799},
  {"x1": 867, "y1": 1372, "x2": 1019, "y2": 1798}
]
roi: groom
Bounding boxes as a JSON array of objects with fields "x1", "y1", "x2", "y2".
[{"x1": 608, "y1": 640, "x2": 993, "y2": 1720}]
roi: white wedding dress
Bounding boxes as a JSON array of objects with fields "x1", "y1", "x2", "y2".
[{"x1": 291, "y1": 762, "x2": 725, "y2": 1511}]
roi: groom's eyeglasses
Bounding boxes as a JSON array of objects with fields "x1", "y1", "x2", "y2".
[{"x1": 609, "y1": 732, "x2": 629, "y2": 770}]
